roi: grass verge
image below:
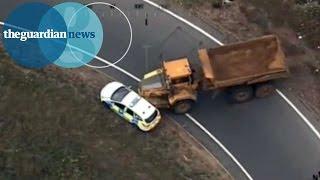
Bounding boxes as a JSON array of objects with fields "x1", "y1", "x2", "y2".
[{"x1": 0, "y1": 49, "x2": 231, "y2": 180}]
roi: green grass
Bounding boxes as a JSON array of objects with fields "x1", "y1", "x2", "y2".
[{"x1": 0, "y1": 51, "x2": 226, "y2": 179}]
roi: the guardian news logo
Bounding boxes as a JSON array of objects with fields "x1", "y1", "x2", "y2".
[{"x1": 3, "y1": 29, "x2": 96, "y2": 42}]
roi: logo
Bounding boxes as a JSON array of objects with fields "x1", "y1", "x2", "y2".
[
  {"x1": 3, "y1": 29, "x2": 96, "y2": 42},
  {"x1": 2, "y1": 2, "x2": 103, "y2": 68}
]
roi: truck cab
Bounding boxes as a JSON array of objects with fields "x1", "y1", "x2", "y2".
[
  {"x1": 139, "y1": 35, "x2": 289, "y2": 114},
  {"x1": 139, "y1": 58, "x2": 198, "y2": 113},
  {"x1": 162, "y1": 58, "x2": 195, "y2": 88}
]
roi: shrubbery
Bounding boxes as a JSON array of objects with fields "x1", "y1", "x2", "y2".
[
  {"x1": 176, "y1": 0, "x2": 223, "y2": 8},
  {"x1": 243, "y1": 0, "x2": 319, "y2": 49},
  {"x1": 176, "y1": 0, "x2": 320, "y2": 49},
  {"x1": 291, "y1": 1, "x2": 320, "y2": 48}
]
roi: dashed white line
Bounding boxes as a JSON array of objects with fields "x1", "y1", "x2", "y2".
[{"x1": 0, "y1": 21, "x2": 4, "y2": 25}]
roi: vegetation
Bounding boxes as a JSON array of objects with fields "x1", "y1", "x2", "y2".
[
  {"x1": 0, "y1": 50, "x2": 229, "y2": 179},
  {"x1": 245, "y1": 0, "x2": 320, "y2": 49},
  {"x1": 291, "y1": 1, "x2": 320, "y2": 48},
  {"x1": 173, "y1": 0, "x2": 320, "y2": 49},
  {"x1": 174, "y1": 0, "x2": 223, "y2": 8}
]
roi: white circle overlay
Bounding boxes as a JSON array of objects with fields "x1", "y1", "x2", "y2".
[{"x1": 67, "y1": 2, "x2": 133, "y2": 69}]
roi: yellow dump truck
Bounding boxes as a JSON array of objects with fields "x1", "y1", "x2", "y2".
[{"x1": 138, "y1": 35, "x2": 289, "y2": 114}]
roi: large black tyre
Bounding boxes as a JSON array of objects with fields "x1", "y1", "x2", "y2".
[
  {"x1": 228, "y1": 86, "x2": 253, "y2": 103},
  {"x1": 172, "y1": 100, "x2": 195, "y2": 114},
  {"x1": 254, "y1": 83, "x2": 275, "y2": 98}
]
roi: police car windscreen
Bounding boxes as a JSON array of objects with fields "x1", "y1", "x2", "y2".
[
  {"x1": 145, "y1": 110, "x2": 157, "y2": 123},
  {"x1": 111, "y1": 87, "x2": 130, "y2": 102}
]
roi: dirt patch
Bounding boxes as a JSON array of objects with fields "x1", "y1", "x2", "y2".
[{"x1": 0, "y1": 49, "x2": 231, "y2": 179}]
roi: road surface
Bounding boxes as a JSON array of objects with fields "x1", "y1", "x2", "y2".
[{"x1": 0, "y1": 0, "x2": 319, "y2": 179}]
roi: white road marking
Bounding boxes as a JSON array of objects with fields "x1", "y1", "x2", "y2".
[
  {"x1": 141, "y1": 1, "x2": 320, "y2": 141},
  {"x1": 68, "y1": 2, "x2": 133, "y2": 69},
  {"x1": 186, "y1": 113, "x2": 253, "y2": 180},
  {"x1": 1, "y1": 1, "x2": 319, "y2": 178},
  {"x1": 0, "y1": 18, "x2": 248, "y2": 178},
  {"x1": 142, "y1": 1, "x2": 253, "y2": 179},
  {"x1": 94, "y1": 55, "x2": 141, "y2": 82},
  {"x1": 0, "y1": 21, "x2": 140, "y2": 82},
  {"x1": 0, "y1": 6, "x2": 245, "y2": 179},
  {"x1": 143, "y1": 0, "x2": 320, "y2": 178},
  {"x1": 143, "y1": 0, "x2": 320, "y2": 143},
  {"x1": 276, "y1": 89, "x2": 320, "y2": 140},
  {"x1": 142, "y1": 0, "x2": 224, "y2": 46}
]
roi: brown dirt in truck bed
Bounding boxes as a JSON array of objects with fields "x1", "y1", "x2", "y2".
[{"x1": 208, "y1": 36, "x2": 283, "y2": 81}]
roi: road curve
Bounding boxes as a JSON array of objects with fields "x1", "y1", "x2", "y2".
[{"x1": 0, "y1": 0, "x2": 320, "y2": 179}]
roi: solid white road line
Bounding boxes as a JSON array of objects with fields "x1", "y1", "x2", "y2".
[
  {"x1": 2, "y1": 2, "x2": 320, "y2": 178},
  {"x1": 143, "y1": 0, "x2": 320, "y2": 142},
  {"x1": 0, "y1": 21, "x2": 140, "y2": 82},
  {"x1": 276, "y1": 89, "x2": 320, "y2": 140},
  {"x1": 143, "y1": 0, "x2": 320, "y2": 178},
  {"x1": 142, "y1": 0, "x2": 224, "y2": 46},
  {"x1": 0, "y1": 18, "x2": 241, "y2": 178},
  {"x1": 186, "y1": 113, "x2": 254, "y2": 180},
  {"x1": 94, "y1": 46, "x2": 253, "y2": 180},
  {"x1": 0, "y1": 19, "x2": 249, "y2": 178},
  {"x1": 94, "y1": 55, "x2": 141, "y2": 82},
  {"x1": 1, "y1": 4, "x2": 248, "y2": 179},
  {"x1": 143, "y1": 1, "x2": 253, "y2": 179}
]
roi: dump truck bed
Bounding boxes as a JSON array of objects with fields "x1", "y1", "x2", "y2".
[{"x1": 199, "y1": 35, "x2": 288, "y2": 88}]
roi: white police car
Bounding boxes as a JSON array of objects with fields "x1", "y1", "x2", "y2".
[{"x1": 100, "y1": 81, "x2": 161, "y2": 132}]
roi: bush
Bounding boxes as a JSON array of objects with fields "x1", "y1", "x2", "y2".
[
  {"x1": 176, "y1": 0, "x2": 223, "y2": 8},
  {"x1": 295, "y1": 0, "x2": 319, "y2": 5},
  {"x1": 177, "y1": 0, "x2": 200, "y2": 8},
  {"x1": 291, "y1": 2, "x2": 320, "y2": 48},
  {"x1": 211, "y1": 0, "x2": 223, "y2": 8}
]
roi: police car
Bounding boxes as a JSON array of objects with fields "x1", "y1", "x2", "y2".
[{"x1": 100, "y1": 81, "x2": 161, "y2": 132}]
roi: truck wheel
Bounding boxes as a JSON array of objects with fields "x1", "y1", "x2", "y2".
[
  {"x1": 229, "y1": 86, "x2": 253, "y2": 103},
  {"x1": 173, "y1": 100, "x2": 194, "y2": 114},
  {"x1": 255, "y1": 83, "x2": 275, "y2": 98}
]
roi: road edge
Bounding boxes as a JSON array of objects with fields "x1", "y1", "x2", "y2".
[{"x1": 142, "y1": 0, "x2": 320, "y2": 145}]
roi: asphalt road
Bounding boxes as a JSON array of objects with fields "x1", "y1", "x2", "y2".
[{"x1": 1, "y1": 0, "x2": 320, "y2": 179}]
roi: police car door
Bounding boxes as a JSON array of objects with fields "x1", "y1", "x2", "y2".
[{"x1": 123, "y1": 108, "x2": 134, "y2": 123}]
